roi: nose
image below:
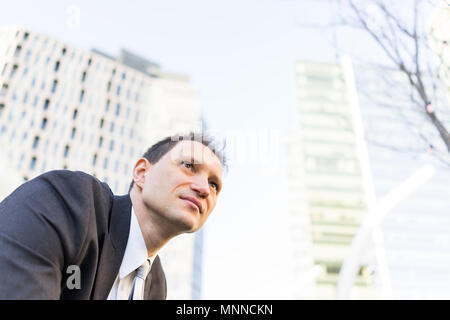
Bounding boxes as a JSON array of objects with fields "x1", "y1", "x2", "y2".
[{"x1": 190, "y1": 176, "x2": 210, "y2": 198}]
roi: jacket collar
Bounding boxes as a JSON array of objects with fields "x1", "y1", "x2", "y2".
[
  {"x1": 91, "y1": 194, "x2": 132, "y2": 299},
  {"x1": 109, "y1": 194, "x2": 132, "y2": 252}
]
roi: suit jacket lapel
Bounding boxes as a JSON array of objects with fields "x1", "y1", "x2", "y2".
[{"x1": 92, "y1": 194, "x2": 132, "y2": 299}]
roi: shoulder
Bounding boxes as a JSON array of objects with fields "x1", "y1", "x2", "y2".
[
  {"x1": 35, "y1": 169, "x2": 112, "y2": 198},
  {"x1": 39, "y1": 169, "x2": 103, "y2": 185},
  {"x1": 3, "y1": 169, "x2": 114, "y2": 226}
]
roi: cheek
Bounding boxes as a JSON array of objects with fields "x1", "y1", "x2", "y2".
[
  {"x1": 207, "y1": 199, "x2": 217, "y2": 214},
  {"x1": 144, "y1": 174, "x2": 178, "y2": 203}
]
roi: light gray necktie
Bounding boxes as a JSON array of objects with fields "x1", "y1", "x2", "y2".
[{"x1": 129, "y1": 259, "x2": 151, "y2": 300}]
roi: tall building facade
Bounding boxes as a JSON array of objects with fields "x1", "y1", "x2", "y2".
[
  {"x1": 0, "y1": 25, "x2": 204, "y2": 299},
  {"x1": 286, "y1": 59, "x2": 378, "y2": 299}
]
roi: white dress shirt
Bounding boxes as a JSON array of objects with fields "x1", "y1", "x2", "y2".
[{"x1": 107, "y1": 207, "x2": 157, "y2": 300}]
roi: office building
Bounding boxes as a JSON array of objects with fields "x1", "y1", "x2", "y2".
[{"x1": 286, "y1": 59, "x2": 378, "y2": 299}]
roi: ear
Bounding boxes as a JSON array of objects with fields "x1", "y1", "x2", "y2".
[{"x1": 132, "y1": 158, "x2": 151, "y2": 190}]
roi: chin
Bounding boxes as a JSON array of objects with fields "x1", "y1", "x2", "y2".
[{"x1": 171, "y1": 211, "x2": 200, "y2": 233}]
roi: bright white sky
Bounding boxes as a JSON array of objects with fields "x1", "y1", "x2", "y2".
[{"x1": 0, "y1": 0, "x2": 363, "y2": 299}]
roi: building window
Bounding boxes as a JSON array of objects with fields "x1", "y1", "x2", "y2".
[
  {"x1": 73, "y1": 109, "x2": 78, "y2": 120},
  {"x1": 44, "y1": 138, "x2": 50, "y2": 152},
  {"x1": 23, "y1": 32, "x2": 29, "y2": 40},
  {"x1": 109, "y1": 140, "x2": 114, "y2": 151},
  {"x1": 71, "y1": 127, "x2": 76, "y2": 139},
  {"x1": 115, "y1": 103, "x2": 120, "y2": 116},
  {"x1": 99, "y1": 118, "x2": 104, "y2": 129},
  {"x1": 32, "y1": 95, "x2": 38, "y2": 107},
  {"x1": 10, "y1": 64, "x2": 18, "y2": 79},
  {"x1": 92, "y1": 153, "x2": 97, "y2": 166},
  {"x1": 63, "y1": 145, "x2": 70, "y2": 158},
  {"x1": 105, "y1": 99, "x2": 110, "y2": 112},
  {"x1": 62, "y1": 47, "x2": 67, "y2": 55},
  {"x1": 41, "y1": 118, "x2": 48, "y2": 130},
  {"x1": 103, "y1": 157, "x2": 108, "y2": 169},
  {"x1": 22, "y1": 67, "x2": 28, "y2": 78},
  {"x1": 19, "y1": 153, "x2": 25, "y2": 168},
  {"x1": 43, "y1": 99, "x2": 50, "y2": 110},
  {"x1": 30, "y1": 157, "x2": 37, "y2": 170},
  {"x1": 116, "y1": 85, "x2": 121, "y2": 96},
  {"x1": 23, "y1": 92, "x2": 28, "y2": 104},
  {"x1": 54, "y1": 61, "x2": 60, "y2": 72},
  {"x1": 1, "y1": 64, "x2": 7, "y2": 76},
  {"x1": 107, "y1": 81, "x2": 111, "y2": 92},
  {"x1": 79, "y1": 89, "x2": 85, "y2": 103},
  {"x1": 1, "y1": 83, "x2": 8, "y2": 96},
  {"x1": 32, "y1": 136, "x2": 40, "y2": 149},
  {"x1": 81, "y1": 71, "x2": 86, "y2": 82},
  {"x1": 110, "y1": 122, "x2": 115, "y2": 133},
  {"x1": 0, "y1": 103, "x2": 4, "y2": 116},
  {"x1": 25, "y1": 50, "x2": 31, "y2": 62},
  {"x1": 14, "y1": 45, "x2": 22, "y2": 57},
  {"x1": 51, "y1": 79, "x2": 58, "y2": 93},
  {"x1": 122, "y1": 72, "x2": 126, "y2": 80},
  {"x1": 98, "y1": 136, "x2": 103, "y2": 148}
]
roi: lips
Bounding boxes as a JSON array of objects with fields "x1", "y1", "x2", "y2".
[{"x1": 180, "y1": 196, "x2": 203, "y2": 213}]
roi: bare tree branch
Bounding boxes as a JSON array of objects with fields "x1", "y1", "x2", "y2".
[{"x1": 296, "y1": 0, "x2": 450, "y2": 164}]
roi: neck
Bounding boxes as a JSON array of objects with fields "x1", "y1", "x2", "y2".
[{"x1": 129, "y1": 188, "x2": 179, "y2": 257}]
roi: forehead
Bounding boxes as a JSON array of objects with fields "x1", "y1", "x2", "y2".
[{"x1": 168, "y1": 140, "x2": 222, "y2": 172}]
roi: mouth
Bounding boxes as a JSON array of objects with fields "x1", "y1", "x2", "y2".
[{"x1": 180, "y1": 196, "x2": 203, "y2": 213}]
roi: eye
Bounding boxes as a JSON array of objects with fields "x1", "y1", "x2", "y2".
[
  {"x1": 181, "y1": 161, "x2": 194, "y2": 170},
  {"x1": 209, "y1": 182, "x2": 218, "y2": 191}
]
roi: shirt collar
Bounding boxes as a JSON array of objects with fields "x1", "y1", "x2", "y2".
[{"x1": 119, "y1": 207, "x2": 157, "y2": 279}]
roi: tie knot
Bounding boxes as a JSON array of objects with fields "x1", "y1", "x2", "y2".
[{"x1": 136, "y1": 259, "x2": 151, "y2": 280}]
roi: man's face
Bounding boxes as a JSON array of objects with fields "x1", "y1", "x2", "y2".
[{"x1": 137, "y1": 140, "x2": 223, "y2": 234}]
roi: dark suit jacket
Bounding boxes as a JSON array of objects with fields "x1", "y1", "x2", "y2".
[{"x1": 0, "y1": 170, "x2": 167, "y2": 299}]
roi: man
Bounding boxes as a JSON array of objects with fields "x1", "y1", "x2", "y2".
[{"x1": 0, "y1": 132, "x2": 225, "y2": 299}]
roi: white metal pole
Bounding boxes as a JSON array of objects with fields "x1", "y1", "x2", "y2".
[{"x1": 336, "y1": 164, "x2": 436, "y2": 299}]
